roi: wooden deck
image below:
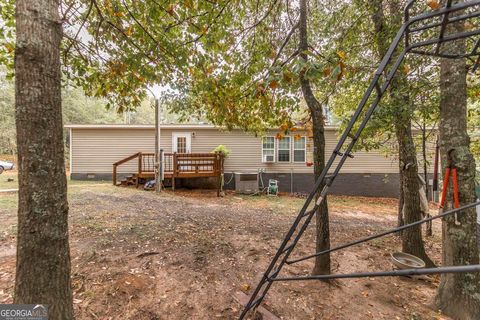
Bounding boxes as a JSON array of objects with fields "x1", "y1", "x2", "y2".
[{"x1": 113, "y1": 152, "x2": 224, "y2": 195}]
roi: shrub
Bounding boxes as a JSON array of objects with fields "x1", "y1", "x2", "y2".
[{"x1": 212, "y1": 145, "x2": 231, "y2": 158}]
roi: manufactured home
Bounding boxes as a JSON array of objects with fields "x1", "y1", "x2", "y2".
[{"x1": 66, "y1": 124, "x2": 432, "y2": 197}]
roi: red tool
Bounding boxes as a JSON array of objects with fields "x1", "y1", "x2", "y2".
[{"x1": 440, "y1": 149, "x2": 460, "y2": 209}]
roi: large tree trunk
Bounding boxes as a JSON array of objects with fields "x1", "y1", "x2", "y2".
[
  {"x1": 435, "y1": 9, "x2": 480, "y2": 318},
  {"x1": 14, "y1": 1, "x2": 74, "y2": 319},
  {"x1": 369, "y1": 0, "x2": 434, "y2": 267},
  {"x1": 394, "y1": 112, "x2": 434, "y2": 267},
  {"x1": 298, "y1": 0, "x2": 330, "y2": 275}
]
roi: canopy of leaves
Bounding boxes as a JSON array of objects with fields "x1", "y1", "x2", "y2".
[{"x1": 165, "y1": 0, "x2": 365, "y2": 133}]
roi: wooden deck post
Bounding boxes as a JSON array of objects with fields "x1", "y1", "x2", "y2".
[
  {"x1": 172, "y1": 152, "x2": 177, "y2": 191},
  {"x1": 216, "y1": 152, "x2": 223, "y2": 197},
  {"x1": 137, "y1": 152, "x2": 142, "y2": 188},
  {"x1": 113, "y1": 165, "x2": 117, "y2": 186}
]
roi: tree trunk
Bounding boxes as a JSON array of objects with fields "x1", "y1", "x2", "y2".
[
  {"x1": 422, "y1": 122, "x2": 429, "y2": 200},
  {"x1": 422, "y1": 123, "x2": 433, "y2": 237},
  {"x1": 394, "y1": 114, "x2": 435, "y2": 267},
  {"x1": 14, "y1": 1, "x2": 74, "y2": 319},
  {"x1": 435, "y1": 7, "x2": 480, "y2": 317},
  {"x1": 369, "y1": 0, "x2": 434, "y2": 266},
  {"x1": 298, "y1": 0, "x2": 330, "y2": 275},
  {"x1": 398, "y1": 177, "x2": 405, "y2": 229}
]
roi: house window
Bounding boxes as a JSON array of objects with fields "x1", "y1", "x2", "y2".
[
  {"x1": 293, "y1": 136, "x2": 306, "y2": 162},
  {"x1": 277, "y1": 136, "x2": 291, "y2": 162},
  {"x1": 177, "y1": 137, "x2": 187, "y2": 153},
  {"x1": 262, "y1": 137, "x2": 275, "y2": 162}
]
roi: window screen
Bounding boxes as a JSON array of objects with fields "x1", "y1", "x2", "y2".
[
  {"x1": 293, "y1": 137, "x2": 306, "y2": 162},
  {"x1": 262, "y1": 137, "x2": 275, "y2": 162},
  {"x1": 277, "y1": 136, "x2": 291, "y2": 162}
]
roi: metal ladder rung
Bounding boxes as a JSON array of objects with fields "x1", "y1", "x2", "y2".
[
  {"x1": 333, "y1": 150, "x2": 354, "y2": 158},
  {"x1": 281, "y1": 243, "x2": 295, "y2": 254},
  {"x1": 347, "y1": 132, "x2": 357, "y2": 141},
  {"x1": 301, "y1": 208, "x2": 315, "y2": 218},
  {"x1": 268, "y1": 268, "x2": 281, "y2": 280},
  {"x1": 248, "y1": 295, "x2": 266, "y2": 310}
]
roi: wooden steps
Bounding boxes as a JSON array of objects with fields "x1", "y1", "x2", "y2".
[{"x1": 119, "y1": 174, "x2": 138, "y2": 187}]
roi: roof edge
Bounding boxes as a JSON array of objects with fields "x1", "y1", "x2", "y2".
[
  {"x1": 64, "y1": 123, "x2": 436, "y2": 132},
  {"x1": 64, "y1": 123, "x2": 342, "y2": 130}
]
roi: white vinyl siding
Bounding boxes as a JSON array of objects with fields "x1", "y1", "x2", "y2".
[
  {"x1": 293, "y1": 137, "x2": 306, "y2": 162},
  {"x1": 262, "y1": 137, "x2": 275, "y2": 162},
  {"x1": 68, "y1": 126, "x2": 432, "y2": 175},
  {"x1": 277, "y1": 137, "x2": 291, "y2": 162}
]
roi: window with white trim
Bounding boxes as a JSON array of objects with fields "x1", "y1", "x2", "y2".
[
  {"x1": 293, "y1": 136, "x2": 306, "y2": 162},
  {"x1": 277, "y1": 136, "x2": 291, "y2": 162},
  {"x1": 262, "y1": 137, "x2": 275, "y2": 162}
]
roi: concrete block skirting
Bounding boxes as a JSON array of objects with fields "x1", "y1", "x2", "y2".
[
  {"x1": 223, "y1": 172, "x2": 400, "y2": 198},
  {"x1": 70, "y1": 173, "x2": 399, "y2": 198},
  {"x1": 71, "y1": 172, "x2": 401, "y2": 198}
]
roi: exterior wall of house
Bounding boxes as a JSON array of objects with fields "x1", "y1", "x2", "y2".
[
  {"x1": 69, "y1": 125, "x2": 401, "y2": 174},
  {"x1": 68, "y1": 124, "x2": 433, "y2": 198}
]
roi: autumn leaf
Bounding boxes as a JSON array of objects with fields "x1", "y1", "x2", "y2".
[
  {"x1": 184, "y1": 0, "x2": 195, "y2": 10},
  {"x1": 125, "y1": 26, "x2": 134, "y2": 37},
  {"x1": 275, "y1": 133, "x2": 285, "y2": 139},
  {"x1": 337, "y1": 51, "x2": 346, "y2": 60},
  {"x1": 290, "y1": 127, "x2": 298, "y2": 132},
  {"x1": 268, "y1": 80, "x2": 279, "y2": 90},
  {"x1": 282, "y1": 70, "x2": 294, "y2": 84},
  {"x1": 4, "y1": 43, "x2": 14, "y2": 53},
  {"x1": 269, "y1": 48, "x2": 277, "y2": 60},
  {"x1": 427, "y1": 0, "x2": 440, "y2": 10},
  {"x1": 240, "y1": 284, "x2": 250, "y2": 292},
  {"x1": 256, "y1": 82, "x2": 265, "y2": 92},
  {"x1": 166, "y1": 4, "x2": 176, "y2": 16},
  {"x1": 337, "y1": 61, "x2": 345, "y2": 81},
  {"x1": 294, "y1": 134, "x2": 302, "y2": 140},
  {"x1": 403, "y1": 64, "x2": 410, "y2": 75},
  {"x1": 323, "y1": 67, "x2": 331, "y2": 77},
  {"x1": 279, "y1": 123, "x2": 289, "y2": 131}
]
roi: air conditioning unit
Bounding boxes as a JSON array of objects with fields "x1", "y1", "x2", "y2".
[
  {"x1": 235, "y1": 172, "x2": 259, "y2": 194},
  {"x1": 263, "y1": 155, "x2": 274, "y2": 163}
]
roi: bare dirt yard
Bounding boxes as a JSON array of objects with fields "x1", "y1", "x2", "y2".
[{"x1": 0, "y1": 181, "x2": 449, "y2": 319}]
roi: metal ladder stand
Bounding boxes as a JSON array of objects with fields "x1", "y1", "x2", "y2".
[{"x1": 239, "y1": 1, "x2": 480, "y2": 318}]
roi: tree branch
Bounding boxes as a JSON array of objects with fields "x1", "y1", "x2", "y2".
[{"x1": 64, "y1": 0, "x2": 94, "y2": 61}]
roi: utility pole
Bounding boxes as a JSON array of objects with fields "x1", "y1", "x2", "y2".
[{"x1": 155, "y1": 99, "x2": 162, "y2": 193}]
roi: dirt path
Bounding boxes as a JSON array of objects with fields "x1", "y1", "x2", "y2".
[{"x1": 0, "y1": 186, "x2": 448, "y2": 319}]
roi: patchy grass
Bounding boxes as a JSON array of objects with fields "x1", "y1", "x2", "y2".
[
  {"x1": 0, "y1": 171, "x2": 111, "y2": 190},
  {"x1": 0, "y1": 171, "x2": 17, "y2": 190},
  {"x1": 0, "y1": 193, "x2": 17, "y2": 209}
]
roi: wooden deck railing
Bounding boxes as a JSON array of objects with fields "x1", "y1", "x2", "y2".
[
  {"x1": 112, "y1": 152, "x2": 224, "y2": 187},
  {"x1": 164, "y1": 152, "x2": 224, "y2": 177}
]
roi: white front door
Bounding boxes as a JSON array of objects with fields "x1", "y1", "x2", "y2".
[{"x1": 172, "y1": 132, "x2": 191, "y2": 153}]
